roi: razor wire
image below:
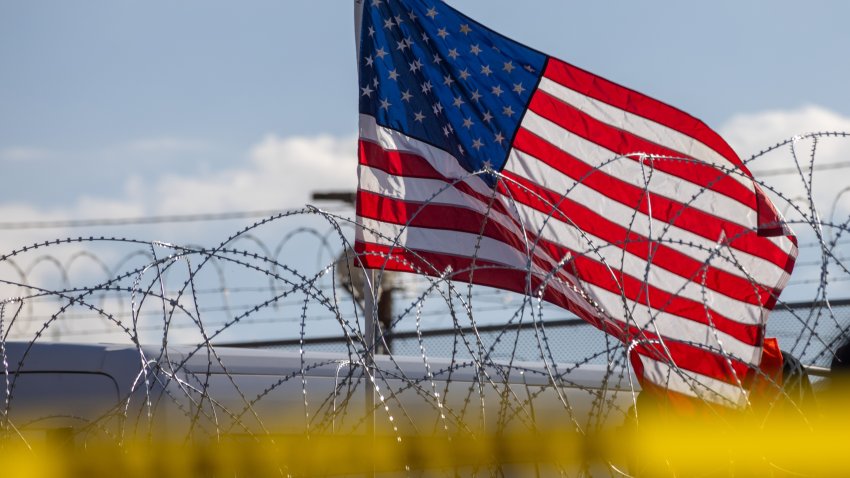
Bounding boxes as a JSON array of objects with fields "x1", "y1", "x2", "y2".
[{"x1": 0, "y1": 132, "x2": 849, "y2": 475}]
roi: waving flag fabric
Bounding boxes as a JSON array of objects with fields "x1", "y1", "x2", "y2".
[{"x1": 354, "y1": 0, "x2": 797, "y2": 407}]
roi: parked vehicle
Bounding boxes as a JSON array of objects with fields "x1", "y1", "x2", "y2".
[{"x1": 1, "y1": 341, "x2": 635, "y2": 442}]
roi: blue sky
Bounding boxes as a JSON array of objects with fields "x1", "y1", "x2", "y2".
[{"x1": 3, "y1": 0, "x2": 850, "y2": 209}]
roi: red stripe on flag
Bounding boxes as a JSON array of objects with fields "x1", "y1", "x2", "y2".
[
  {"x1": 630, "y1": 338, "x2": 754, "y2": 388},
  {"x1": 542, "y1": 58, "x2": 748, "y2": 174},
  {"x1": 359, "y1": 139, "x2": 447, "y2": 180}
]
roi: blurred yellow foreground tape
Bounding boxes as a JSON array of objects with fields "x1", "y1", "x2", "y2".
[{"x1": 4, "y1": 393, "x2": 850, "y2": 477}]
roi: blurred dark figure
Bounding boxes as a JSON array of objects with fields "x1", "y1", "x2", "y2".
[
  {"x1": 829, "y1": 336, "x2": 850, "y2": 394},
  {"x1": 831, "y1": 337, "x2": 850, "y2": 373},
  {"x1": 775, "y1": 350, "x2": 817, "y2": 413}
]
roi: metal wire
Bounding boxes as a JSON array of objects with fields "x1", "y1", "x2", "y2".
[{"x1": 0, "y1": 132, "x2": 848, "y2": 476}]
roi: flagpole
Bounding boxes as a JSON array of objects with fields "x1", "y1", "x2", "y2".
[
  {"x1": 354, "y1": 0, "x2": 364, "y2": 58},
  {"x1": 353, "y1": 1, "x2": 376, "y2": 472}
]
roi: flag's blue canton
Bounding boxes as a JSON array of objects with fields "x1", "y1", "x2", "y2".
[{"x1": 359, "y1": 0, "x2": 546, "y2": 182}]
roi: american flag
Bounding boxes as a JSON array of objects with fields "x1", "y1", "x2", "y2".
[{"x1": 354, "y1": 0, "x2": 797, "y2": 407}]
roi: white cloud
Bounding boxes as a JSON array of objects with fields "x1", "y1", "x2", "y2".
[
  {"x1": 149, "y1": 133, "x2": 357, "y2": 214},
  {"x1": 722, "y1": 105, "x2": 850, "y2": 165}
]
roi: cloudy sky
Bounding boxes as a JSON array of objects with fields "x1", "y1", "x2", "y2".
[{"x1": 2, "y1": 0, "x2": 850, "y2": 307}]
